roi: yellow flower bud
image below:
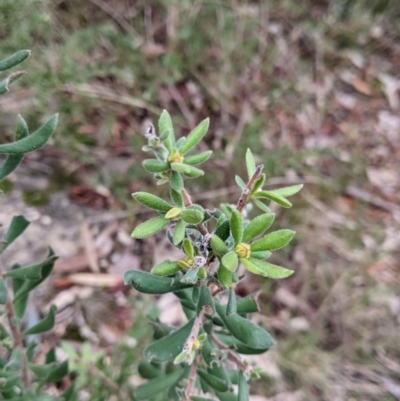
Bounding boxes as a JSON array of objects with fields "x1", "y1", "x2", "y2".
[
  {"x1": 235, "y1": 243, "x2": 251, "y2": 259},
  {"x1": 178, "y1": 257, "x2": 194, "y2": 270},
  {"x1": 168, "y1": 149, "x2": 184, "y2": 164}
]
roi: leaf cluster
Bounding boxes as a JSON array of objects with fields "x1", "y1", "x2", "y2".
[
  {"x1": 0, "y1": 51, "x2": 74, "y2": 400},
  {"x1": 0, "y1": 50, "x2": 58, "y2": 182},
  {"x1": 125, "y1": 111, "x2": 303, "y2": 400}
]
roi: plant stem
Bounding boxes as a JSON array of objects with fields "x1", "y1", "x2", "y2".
[
  {"x1": 211, "y1": 334, "x2": 250, "y2": 372},
  {"x1": 5, "y1": 293, "x2": 30, "y2": 387},
  {"x1": 181, "y1": 188, "x2": 208, "y2": 236},
  {"x1": 236, "y1": 164, "x2": 264, "y2": 212},
  {"x1": 183, "y1": 310, "x2": 204, "y2": 400},
  {"x1": 184, "y1": 354, "x2": 200, "y2": 401}
]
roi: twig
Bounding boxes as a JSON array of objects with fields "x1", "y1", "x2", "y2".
[
  {"x1": 61, "y1": 84, "x2": 162, "y2": 115},
  {"x1": 184, "y1": 354, "x2": 200, "y2": 401},
  {"x1": 236, "y1": 164, "x2": 264, "y2": 212},
  {"x1": 210, "y1": 334, "x2": 249, "y2": 372},
  {"x1": 181, "y1": 188, "x2": 208, "y2": 236},
  {"x1": 5, "y1": 302, "x2": 30, "y2": 386},
  {"x1": 345, "y1": 185, "x2": 400, "y2": 214},
  {"x1": 183, "y1": 310, "x2": 205, "y2": 400}
]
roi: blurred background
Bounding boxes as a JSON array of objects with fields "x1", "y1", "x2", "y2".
[{"x1": 1, "y1": 0, "x2": 400, "y2": 400}]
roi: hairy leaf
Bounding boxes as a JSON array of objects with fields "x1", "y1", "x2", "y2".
[
  {"x1": 210, "y1": 235, "x2": 228, "y2": 254},
  {"x1": 144, "y1": 319, "x2": 194, "y2": 362},
  {"x1": 0, "y1": 215, "x2": 29, "y2": 255},
  {"x1": 184, "y1": 150, "x2": 212, "y2": 166},
  {"x1": 151, "y1": 261, "x2": 181, "y2": 276},
  {"x1": 255, "y1": 190, "x2": 292, "y2": 208},
  {"x1": 131, "y1": 216, "x2": 169, "y2": 238},
  {"x1": 170, "y1": 188, "x2": 184, "y2": 207},
  {"x1": 270, "y1": 184, "x2": 303, "y2": 197},
  {"x1": 0, "y1": 114, "x2": 58, "y2": 155},
  {"x1": 158, "y1": 110, "x2": 175, "y2": 152},
  {"x1": 124, "y1": 270, "x2": 192, "y2": 294},
  {"x1": 197, "y1": 284, "x2": 215, "y2": 316},
  {"x1": 230, "y1": 209, "x2": 243, "y2": 245},
  {"x1": 221, "y1": 251, "x2": 238, "y2": 272},
  {"x1": 238, "y1": 370, "x2": 249, "y2": 401},
  {"x1": 142, "y1": 159, "x2": 170, "y2": 173},
  {"x1": 242, "y1": 213, "x2": 275, "y2": 243},
  {"x1": 23, "y1": 305, "x2": 56, "y2": 336},
  {"x1": 226, "y1": 288, "x2": 237, "y2": 315},
  {"x1": 133, "y1": 192, "x2": 173, "y2": 212},
  {"x1": 0, "y1": 50, "x2": 31, "y2": 71},
  {"x1": 170, "y1": 170, "x2": 183, "y2": 191},
  {"x1": 215, "y1": 302, "x2": 274, "y2": 350},
  {"x1": 171, "y1": 162, "x2": 204, "y2": 178},
  {"x1": 242, "y1": 258, "x2": 294, "y2": 279},
  {"x1": 173, "y1": 219, "x2": 185, "y2": 245},
  {"x1": 250, "y1": 229, "x2": 295, "y2": 252},
  {"x1": 181, "y1": 209, "x2": 204, "y2": 224},
  {"x1": 245, "y1": 148, "x2": 256, "y2": 178},
  {"x1": 179, "y1": 118, "x2": 210, "y2": 155},
  {"x1": 217, "y1": 265, "x2": 232, "y2": 288},
  {"x1": 197, "y1": 369, "x2": 228, "y2": 392},
  {"x1": 0, "y1": 278, "x2": 8, "y2": 305}
]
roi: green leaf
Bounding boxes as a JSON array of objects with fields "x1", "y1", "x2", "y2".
[
  {"x1": 142, "y1": 159, "x2": 170, "y2": 173},
  {"x1": 215, "y1": 220, "x2": 230, "y2": 242},
  {"x1": 220, "y1": 336, "x2": 266, "y2": 356},
  {"x1": 179, "y1": 118, "x2": 210, "y2": 155},
  {"x1": 0, "y1": 71, "x2": 26, "y2": 95},
  {"x1": 0, "y1": 114, "x2": 58, "y2": 155},
  {"x1": 171, "y1": 162, "x2": 204, "y2": 178},
  {"x1": 158, "y1": 110, "x2": 175, "y2": 152},
  {"x1": 23, "y1": 305, "x2": 56, "y2": 336},
  {"x1": 133, "y1": 192, "x2": 173, "y2": 212},
  {"x1": 138, "y1": 361, "x2": 161, "y2": 380},
  {"x1": 13, "y1": 250, "x2": 57, "y2": 303},
  {"x1": 170, "y1": 188, "x2": 184, "y2": 207},
  {"x1": 241, "y1": 258, "x2": 294, "y2": 279},
  {"x1": 250, "y1": 250, "x2": 271, "y2": 259},
  {"x1": 226, "y1": 288, "x2": 237, "y2": 315},
  {"x1": 217, "y1": 265, "x2": 232, "y2": 288},
  {"x1": 181, "y1": 209, "x2": 204, "y2": 224},
  {"x1": 242, "y1": 213, "x2": 275, "y2": 243},
  {"x1": 184, "y1": 150, "x2": 212, "y2": 166},
  {"x1": 124, "y1": 270, "x2": 192, "y2": 294},
  {"x1": 0, "y1": 215, "x2": 30, "y2": 254},
  {"x1": 0, "y1": 153, "x2": 24, "y2": 181},
  {"x1": 270, "y1": 184, "x2": 303, "y2": 197},
  {"x1": 170, "y1": 170, "x2": 183, "y2": 191},
  {"x1": 5, "y1": 263, "x2": 43, "y2": 280},
  {"x1": 197, "y1": 369, "x2": 228, "y2": 392},
  {"x1": 252, "y1": 173, "x2": 266, "y2": 193},
  {"x1": 0, "y1": 50, "x2": 31, "y2": 71},
  {"x1": 235, "y1": 175, "x2": 246, "y2": 189},
  {"x1": 131, "y1": 216, "x2": 169, "y2": 238},
  {"x1": 0, "y1": 278, "x2": 8, "y2": 305},
  {"x1": 250, "y1": 229, "x2": 295, "y2": 252},
  {"x1": 173, "y1": 219, "x2": 185, "y2": 245},
  {"x1": 181, "y1": 266, "x2": 199, "y2": 284},
  {"x1": 221, "y1": 251, "x2": 238, "y2": 272},
  {"x1": 230, "y1": 209, "x2": 243, "y2": 245},
  {"x1": 45, "y1": 359, "x2": 69, "y2": 383},
  {"x1": 215, "y1": 302, "x2": 275, "y2": 351},
  {"x1": 0, "y1": 116, "x2": 29, "y2": 181},
  {"x1": 144, "y1": 318, "x2": 195, "y2": 362},
  {"x1": 151, "y1": 261, "x2": 181, "y2": 276},
  {"x1": 135, "y1": 368, "x2": 186, "y2": 400},
  {"x1": 182, "y1": 238, "x2": 194, "y2": 258},
  {"x1": 245, "y1": 148, "x2": 256, "y2": 178},
  {"x1": 253, "y1": 199, "x2": 271, "y2": 213},
  {"x1": 210, "y1": 235, "x2": 228, "y2": 254},
  {"x1": 236, "y1": 292, "x2": 260, "y2": 314},
  {"x1": 197, "y1": 284, "x2": 215, "y2": 316},
  {"x1": 254, "y1": 190, "x2": 292, "y2": 208},
  {"x1": 238, "y1": 371, "x2": 249, "y2": 401}
]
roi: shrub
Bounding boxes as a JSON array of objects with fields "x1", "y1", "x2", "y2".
[
  {"x1": 125, "y1": 111, "x2": 303, "y2": 400},
  {"x1": 0, "y1": 50, "x2": 73, "y2": 401}
]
